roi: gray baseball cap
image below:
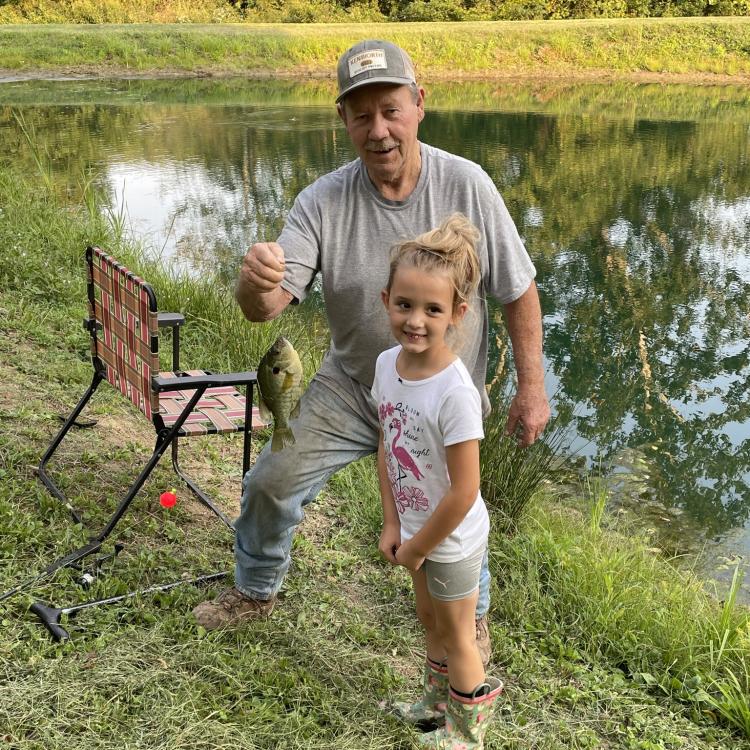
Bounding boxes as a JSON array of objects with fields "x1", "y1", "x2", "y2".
[{"x1": 336, "y1": 39, "x2": 416, "y2": 104}]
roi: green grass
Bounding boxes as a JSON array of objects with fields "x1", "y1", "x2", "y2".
[
  {"x1": 0, "y1": 158, "x2": 749, "y2": 747},
  {"x1": 0, "y1": 19, "x2": 750, "y2": 80}
]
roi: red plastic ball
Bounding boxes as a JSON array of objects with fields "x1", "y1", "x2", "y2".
[{"x1": 159, "y1": 490, "x2": 177, "y2": 508}]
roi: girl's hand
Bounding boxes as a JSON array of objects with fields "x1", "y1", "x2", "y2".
[
  {"x1": 395, "y1": 540, "x2": 425, "y2": 572},
  {"x1": 379, "y1": 523, "x2": 401, "y2": 565}
]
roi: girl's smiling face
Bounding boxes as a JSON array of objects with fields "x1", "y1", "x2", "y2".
[{"x1": 382, "y1": 265, "x2": 467, "y2": 361}]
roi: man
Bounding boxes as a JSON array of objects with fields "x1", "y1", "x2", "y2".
[{"x1": 193, "y1": 40, "x2": 550, "y2": 666}]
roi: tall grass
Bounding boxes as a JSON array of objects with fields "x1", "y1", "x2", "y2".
[
  {"x1": 479, "y1": 378, "x2": 574, "y2": 531},
  {"x1": 331, "y1": 419, "x2": 750, "y2": 737},
  {"x1": 495, "y1": 484, "x2": 750, "y2": 736},
  {"x1": 3, "y1": 117, "x2": 321, "y2": 383}
]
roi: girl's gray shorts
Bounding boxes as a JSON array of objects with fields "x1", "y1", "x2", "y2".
[{"x1": 423, "y1": 546, "x2": 486, "y2": 602}]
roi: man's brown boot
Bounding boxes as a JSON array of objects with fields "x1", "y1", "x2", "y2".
[
  {"x1": 192, "y1": 587, "x2": 276, "y2": 630},
  {"x1": 475, "y1": 615, "x2": 491, "y2": 667}
]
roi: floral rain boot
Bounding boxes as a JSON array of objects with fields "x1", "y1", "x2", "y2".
[
  {"x1": 385, "y1": 658, "x2": 449, "y2": 729},
  {"x1": 416, "y1": 676, "x2": 503, "y2": 750}
]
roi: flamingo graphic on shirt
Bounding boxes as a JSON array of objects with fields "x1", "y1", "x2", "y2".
[
  {"x1": 388, "y1": 417, "x2": 424, "y2": 480},
  {"x1": 379, "y1": 402, "x2": 430, "y2": 514}
]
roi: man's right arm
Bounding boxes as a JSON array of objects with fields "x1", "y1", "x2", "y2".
[{"x1": 235, "y1": 241, "x2": 294, "y2": 322}]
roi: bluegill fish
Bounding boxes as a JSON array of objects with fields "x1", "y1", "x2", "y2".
[{"x1": 257, "y1": 336, "x2": 304, "y2": 452}]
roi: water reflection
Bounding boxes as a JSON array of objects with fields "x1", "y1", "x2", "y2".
[{"x1": 1, "y1": 79, "x2": 749, "y2": 596}]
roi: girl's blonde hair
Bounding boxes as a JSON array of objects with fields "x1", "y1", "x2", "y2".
[{"x1": 386, "y1": 213, "x2": 481, "y2": 307}]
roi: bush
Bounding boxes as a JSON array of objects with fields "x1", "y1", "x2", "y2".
[
  {"x1": 492, "y1": 0, "x2": 549, "y2": 20},
  {"x1": 397, "y1": 0, "x2": 469, "y2": 21},
  {"x1": 2, "y1": 0, "x2": 750, "y2": 21},
  {"x1": 0, "y1": 0, "x2": 244, "y2": 23}
]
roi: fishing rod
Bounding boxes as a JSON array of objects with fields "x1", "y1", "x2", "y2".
[
  {"x1": 29, "y1": 570, "x2": 229, "y2": 642},
  {"x1": 0, "y1": 539, "x2": 105, "y2": 604}
]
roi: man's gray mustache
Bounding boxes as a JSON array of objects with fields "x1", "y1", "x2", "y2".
[{"x1": 365, "y1": 140, "x2": 400, "y2": 152}]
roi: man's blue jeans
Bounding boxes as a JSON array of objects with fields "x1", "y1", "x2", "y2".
[{"x1": 233, "y1": 375, "x2": 491, "y2": 618}]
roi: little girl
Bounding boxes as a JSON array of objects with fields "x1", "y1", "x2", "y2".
[{"x1": 371, "y1": 214, "x2": 503, "y2": 749}]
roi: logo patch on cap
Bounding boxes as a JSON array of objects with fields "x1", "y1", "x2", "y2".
[{"x1": 348, "y1": 49, "x2": 388, "y2": 79}]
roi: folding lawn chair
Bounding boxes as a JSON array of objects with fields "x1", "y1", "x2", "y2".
[{"x1": 5, "y1": 246, "x2": 267, "y2": 635}]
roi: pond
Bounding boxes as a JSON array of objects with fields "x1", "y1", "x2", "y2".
[{"x1": 1, "y1": 77, "x2": 749, "y2": 600}]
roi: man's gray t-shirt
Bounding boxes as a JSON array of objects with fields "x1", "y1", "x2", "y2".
[{"x1": 276, "y1": 142, "x2": 536, "y2": 409}]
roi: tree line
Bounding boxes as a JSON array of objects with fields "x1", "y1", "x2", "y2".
[
  {"x1": 218, "y1": 0, "x2": 750, "y2": 20},
  {"x1": 0, "y1": 0, "x2": 748, "y2": 23}
]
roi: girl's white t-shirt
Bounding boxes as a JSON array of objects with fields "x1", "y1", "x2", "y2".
[{"x1": 371, "y1": 345, "x2": 490, "y2": 563}]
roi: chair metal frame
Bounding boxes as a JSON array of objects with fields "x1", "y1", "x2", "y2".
[{"x1": 4, "y1": 246, "x2": 263, "y2": 619}]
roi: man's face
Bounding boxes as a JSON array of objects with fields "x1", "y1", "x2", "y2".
[{"x1": 339, "y1": 83, "x2": 425, "y2": 194}]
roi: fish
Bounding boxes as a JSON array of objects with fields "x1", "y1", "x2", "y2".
[{"x1": 257, "y1": 336, "x2": 304, "y2": 452}]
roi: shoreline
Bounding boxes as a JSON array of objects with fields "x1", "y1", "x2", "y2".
[{"x1": 3, "y1": 66, "x2": 750, "y2": 86}]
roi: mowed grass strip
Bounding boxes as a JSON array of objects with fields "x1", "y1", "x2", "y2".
[{"x1": 0, "y1": 18, "x2": 750, "y2": 79}]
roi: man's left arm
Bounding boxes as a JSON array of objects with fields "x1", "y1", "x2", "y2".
[{"x1": 502, "y1": 280, "x2": 550, "y2": 447}]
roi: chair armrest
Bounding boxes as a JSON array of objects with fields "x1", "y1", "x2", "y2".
[
  {"x1": 152, "y1": 371, "x2": 258, "y2": 392},
  {"x1": 83, "y1": 317, "x2": 102, "y2": 334},
  {"x1": 157, "y1": 312, "x2": 185, "y2": 328}
]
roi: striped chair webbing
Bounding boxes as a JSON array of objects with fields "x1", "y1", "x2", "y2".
[
  {"x1": 158, "y1": 370, "x2": 268, "y2": 436},
  {"x1": 88, "y1": 248, "x2": 159, "y2": 420}
]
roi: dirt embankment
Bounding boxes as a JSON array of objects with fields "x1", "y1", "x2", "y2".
[{"x1": 3, "y1": 64, "x2": 750, "y2": 86}]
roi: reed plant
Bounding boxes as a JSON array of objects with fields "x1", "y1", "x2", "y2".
[
  {"x1": 479, "y1": 378, "x2": 573, "y2": 532},
  {"x1": 328, "y1": 381, "x2": 576, "y2": 546}
]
